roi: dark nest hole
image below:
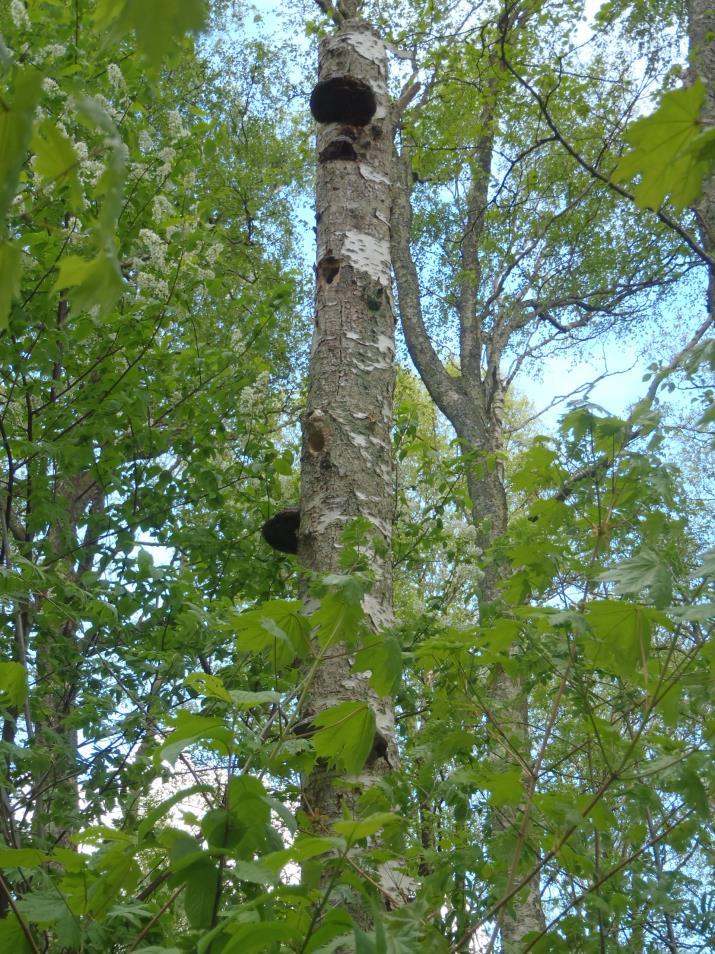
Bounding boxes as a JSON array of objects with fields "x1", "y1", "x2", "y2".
[
  {"x1": 318, "y1": 256, "x2": 341, "y2": 285},
  {"x1": 261, "y1": 507, "x2": 300, "y2": 554},
  {"x1": 310, "y1": 76, "x2": 376, "y2": 126},
  {"x1": 319, "y1": 135, "x2": 358, "y2": 162}
]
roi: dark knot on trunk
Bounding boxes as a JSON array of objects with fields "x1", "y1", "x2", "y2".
[
  {"x1": 261, "y1": 507, "x2": 300, "y2": 554},
  {"x1": 310, "y1": 76, "x2": 376, "y2": 125}
]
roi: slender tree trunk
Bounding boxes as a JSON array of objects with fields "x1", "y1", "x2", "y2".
[
  {"x1": 689, "y1": 0, "x2": 715, "y2": 323},
  {"x1": 392, "y1": 145, "x2": 546, "y2": 950},
  {"x1": 31, "y1": 473, "x2": 101, "y2": 846},
  {"x1": 297, "y1": 7, "x2": 404, "y2": 899}
]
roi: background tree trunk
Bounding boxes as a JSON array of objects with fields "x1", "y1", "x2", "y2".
[
  {"x1": 392, "y1": 144, "x2": 547, "y2": 949},
  {"x1": 689, "y1": 0, "x2": 715, "y2": 323}
]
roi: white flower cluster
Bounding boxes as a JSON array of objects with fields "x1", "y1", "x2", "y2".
[
  {"x1": 114, "y1": 139, "x2": 129, "y2": 165},
  {"x1": 136, "y1": 270, "x2": 169, "y2": 300},
  {"x1": 167, "y1": 110, "x2": 188, "y2": 139},
  {"x1": 138, "y1": 129, "x2": 155, "y2": 153},
  {"x1": 79, "y1": 159, "x2": 104, "y2": 187},
  {"x1": 93, "y1": 93, "x2": 122, "y2": 125},
  {"x1": 39, "y1": 43, "x2": 66, "y2": 60},
  {"x1": 204, "y1": 243, "x2": 224, "y2": 266},
  {"x1": 152, "y1": 195, "x2": 174, "y2": 222},
  {"x1": 156, "y1": 147, "x2": 175, "y2": 178},
  {"x1": 10, "y1": 0, "x2": 30, "y2": 30},
  {"x1": 138, "y1": 229, "x2": 167, "y2": 269},
  {"x1": 41, "y1": 77, "x2": 59, "y2": 94},
  {"x1": 239, "y1": 372, "x2": 270, "y2": 410},
  {"x1": 107, "y1": 63, "x2": 125, "y2": 90}
]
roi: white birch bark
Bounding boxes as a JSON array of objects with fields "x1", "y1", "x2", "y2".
[{"x1": 298, "y1": 14, "x2": 403, "y2": 897}]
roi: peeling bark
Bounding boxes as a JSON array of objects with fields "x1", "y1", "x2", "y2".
[{"x1": 299, "y1": 13, "x2": 403, "y2": 894}]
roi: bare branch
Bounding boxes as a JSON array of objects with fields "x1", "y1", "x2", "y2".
[{"x1": 391, "y1": 147, "x2": 467, "y2": 423}]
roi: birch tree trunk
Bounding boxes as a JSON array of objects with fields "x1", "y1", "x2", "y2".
[{"x1": 297, "y1": 5, "x2": 403, "y2": 897}]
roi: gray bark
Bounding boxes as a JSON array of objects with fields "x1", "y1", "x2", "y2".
[
  {"x1": 392, "y1": 133, "x2": 546, "y2": 950},
  {"x1": 298, "y1": 14, "x2": 406, "y2": 899}
]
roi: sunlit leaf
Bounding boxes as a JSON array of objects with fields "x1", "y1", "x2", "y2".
[
  {"x1": 614, "y1": 80, "x2": 713, "y2": 210},
  {"x1": 333, "y1": 812, "x2": 399, "y2": 842},
  {"x1": 53, "y1": 252, "x2": 124, "y2": 318},
  {"x1": 158, "y1": 712, "x2": 234, "y2": 764},
  {"x1": 94, "y1": 0, "x2": 208, "y2": 68},
  {"x1": 222, "y1": 920, "x2": 301, "y2": 954},
  {"x1": 0, "y1": 68, "x2": 41, "y2": 228},
  {"x1": 0, "y1": 660, "x2": 27, "y2": 708},
  {"x1": 599, "y1": 548, "x2": 673, "y2": 608}
]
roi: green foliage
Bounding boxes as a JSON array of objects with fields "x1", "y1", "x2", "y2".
[
  {"x1": 0, "y1": 1, "x2": 711, "y2": 952},
  {"x1": 0, "y1": 660, "x2": 27, "y2": 706},
  {"x1": 94, "y1": 0, "x2": 208, "y2": 68},
  {"x1": 614, "y1": 80, "x2": 715, "y2": 210},
  {"x1": 312, "y1": 701, "x2": 376, "y2": 774}
]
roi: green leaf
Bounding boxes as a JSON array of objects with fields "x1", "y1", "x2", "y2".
[
  {"x1": 95, "y1": 0, "x2": 208, "y2": 68},
  {"x1": 261, "y1": 834, "x2": 344, "y2": 873},
  {"x1": 355, "y1": 925, "x2": 379, "y2": 954},
  {"x1": 201, "y1": 808, "x2": 245, "y2": 850},
  {"x1": 53, "y1": 252, "x2": 124, "y2": 318},
  {"x1": 184, "y1": 672, "x2": 232, "y2": 703},
  {"x1": 583, "y1": 600, "x2": 656, "y2": 680},
  {"x1": 353, "y1": 635, "x2": 401, "y2": 696},
  {"x1": 229, "y1": 689, "x2": 281, "y2": 708},
  {"x1": 0, "y1": 660, "x2": 28, "y2": 707},
  {"x1": 333, "y1": 812, "x2": 399, "y2": 842},
  {"x1": 0, "y1": 848, "x2": 49, "y2": 868},
  {"x1": 16, "y1": 892, "x2": 68, "y2": 924},
  {"x1": 235, "y1": 599, "x2": 310, "y2": 666},
  {"x1": 183, "y1": 859, "x2": 219, "y2": 929},
  {"x1": 453, "y1": 766, "x2": 525, "y2": 807},
  {"x1": 86, "y1": 846, "x2": 140, "y2": 918},
  {"x1": 599, "y1": 548, "x2": 673, "y2": 609},
  {"x1": 31, "y1": 120, "x2": 79, "y2": 191},
  {"x1": 613, "y1": 80, "x2": 712, "y2": 210},
  {"x1": 232, "y1": 859, "x2": 276, "y2": 884},
  {"x1": 158, "y1": 712, "x2": 234, "y2": 764},
  {"x1": 222, "y1": 920, "x2": 301, "y2": 954},
  {"x1": 484, "y1": 769, "x2": 524, "y2": 808},
  {"x1": 672, "y1": 765, "x2": 709, "y2": 817},
  {"x1": 0, "y1": 68, "x2": 42, "y2": 228},
  {"x1": 312, "y1": 701, "x2": 375, "y2": 774},
  {"x1": 692, "y1": 547, "x2": 715, "y2": 580},
  {"x1": 137, "y1": 784, "x2": 213, "y2": 841},
  {"x1": 0, "y1": 239, "x2": 22, "y2": 331},
  {"x1": 311, "y1": 582, "x2": 366, "y2": 649},
  {"x1": 303, "y1": 909, "x2": 354, "y2": 953},
  {"x1": 129, "y1": 948, "x2": 181, "y2": 953},
  {"x1": 0, "y1": 916, "x2": 34, "y2": 954}
]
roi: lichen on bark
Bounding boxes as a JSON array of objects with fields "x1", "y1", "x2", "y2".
[{"x1": 298, "y1": 11, "x2": 403, "y2": 895}]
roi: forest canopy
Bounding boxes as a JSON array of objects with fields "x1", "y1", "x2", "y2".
[{"x1": 0, "y1": 1, "x2": 713, "y2": 952}]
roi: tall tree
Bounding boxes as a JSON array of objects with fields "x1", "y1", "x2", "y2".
[
  {"x1": 0, "y1": 2, "x2": 712, "y2": 952},
  {"x1": 384, "y1": 0, "x2": 711, "y2": 947},
  {"x1": 295, "y1": 0, "x2": 408, "y2": 903}
]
